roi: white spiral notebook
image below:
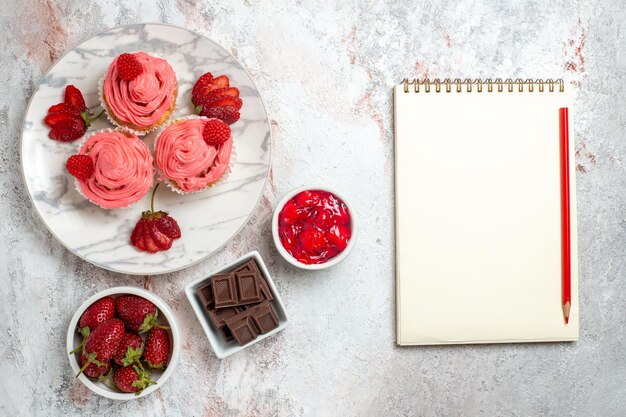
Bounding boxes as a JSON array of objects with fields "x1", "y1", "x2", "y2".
[{"x1": 394, "y1": 78, "x2": 579, "y2": 345}]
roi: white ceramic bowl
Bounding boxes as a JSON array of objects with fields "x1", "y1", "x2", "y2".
[
  {"x1": 185, "y1": 251, "x2": 289, "y2": 359},
  {"x1": 66, "y1": 286, "x2": 180, "y2": 400},
  {"x1": 272, "y1": 185, "x2": 357, "y2": 270}
]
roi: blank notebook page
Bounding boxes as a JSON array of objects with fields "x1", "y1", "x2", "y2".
[{"x1": 394, "y1": 83, "x2": 579, "y2": 345}]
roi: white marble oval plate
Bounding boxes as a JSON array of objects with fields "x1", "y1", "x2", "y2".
[{"x1": 21, "y1": 24, "x2": 271, "y2": 275}]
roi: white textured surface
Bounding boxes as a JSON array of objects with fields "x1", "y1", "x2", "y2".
[{"x1": 1, "y1": 1, "x2": 625, "y2": 416}]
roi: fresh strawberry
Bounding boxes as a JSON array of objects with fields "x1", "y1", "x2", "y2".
[
  {"x1": 76, "y1": 318, "x2": 124, "y2": 377},
  {"x1": 202, "y1": 119, "x2": 231, "y2": 146},
  {"x1": 199, "y1": 105, "x2": 240, "y2": 125},
  {"x1": 45, "y1": 85, "x2": 104, "y2": 142},
  {"x1": 66, "y1": 154, "x2": 94, "y2": 180},
  {"x1": 78, "y1": 296, "x2": 115, "y2": 335},
  {"x1": 64, "y1": 85, "x2": 87, "y2": 110},
  {"x1": 80, "y1": 353, "x2": 111, "y2": 379},
  {"x1": 113, "y1": 332, "x2": 144, "y2": 367},
  {"x1": 116, "y1": 294, "x2": 168, "y2": 333},
  {"x1": 143, "y1": 327, "x2": 170, "y2": 369},
  {"x1": 191, "y1": 73, "x2": 242, "y2": 125},
  {"x1": 113, "y1": 365, "x2": 155, "y2": 394},
  {"x1": 130, "y1": 184, "x2": 182, "y2": 253},
  {"x1": 117, "y1": 53, "x2": 143, "y2": 81}
]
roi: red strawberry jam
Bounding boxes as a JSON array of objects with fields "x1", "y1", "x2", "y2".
[{"x1": 278, "y1": 190, "x2": 352, "y2": 264}]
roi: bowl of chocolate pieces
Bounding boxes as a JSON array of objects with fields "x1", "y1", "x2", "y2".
[{"x1": 185, "y1": 251, "x2": 289, "y2": 358}]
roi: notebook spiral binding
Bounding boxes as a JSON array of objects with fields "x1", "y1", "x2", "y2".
[{"x1": 402, "y1": 78, "x2": 565, "y2": 93}]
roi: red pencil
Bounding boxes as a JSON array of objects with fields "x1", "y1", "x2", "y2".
[{"x1": 559, "y1": 108, "x2": 571, "y2": 324}]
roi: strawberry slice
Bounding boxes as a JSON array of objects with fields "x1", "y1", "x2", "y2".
[
  {"x1": 47, "y1": 102, "x2": 81, "y2": 117},
  {"x1": 144, "y1": 233, "x2": 160, "y2": 253},
  {"x1": 149, "y1": 223, "x2": 172, "y2": 250},
  {"x1": 205, "y1": 87, "x2": 240, "y2": 100},
  {"x1": 45, "y1": 111, "x2": 81, "y2": 128},
  {"x1": 49, "y1": 117, "x2": 87, "y2": 142},
  {"x1": 199, "y1": 105, "x2": 240, "y2": 125},
  {"x1": 133, "y1": 220, "x2": 147, "y2": 251},
  {"x1": 193, "y1": 75, "x2": 230, "y2": 105},
  {"x1": 191, "y1": 72, "x2": 213, "y2": 105},
  {"x1": 64, "y1": 85, "x2": 87, "y2": 111},
  {"x1": 202, "y1": 95, "x2": 243, "y2": 111}
]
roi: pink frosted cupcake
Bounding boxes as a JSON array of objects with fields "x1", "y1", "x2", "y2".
[
  {"x1": 155, "y1": 116, "x2": 234, "y2": 194},
  {"x1": 70, "y1": 130, "x2": 154, "y2": 209},
  {"x1": 100, "y1": 52, "x2": 177, "y2": 134}
]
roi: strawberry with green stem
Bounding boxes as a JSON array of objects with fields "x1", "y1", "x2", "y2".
[
  {"x1": 44, "y1": 85, "x2": 104, "y2": 142},
  {"x1": 130, "y1": 184, "x2": 182, "y2": 253},
  {"x1": 116, "y1": 294, "x2": 170, "y2": 334},
  {"x1": 76, "y1": 318, "x2": 124, "y2": 378}
]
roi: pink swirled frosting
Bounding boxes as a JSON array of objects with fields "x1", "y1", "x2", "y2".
[
  {"x1": 155, "y1": 118, "x2": 233, "y2": 193},
  {"x1": 78, "y1": 131, "x2": 154, "y2": 209},
  {"x1": 104, "y1": 52, "x2": 177, "y2": 128}
]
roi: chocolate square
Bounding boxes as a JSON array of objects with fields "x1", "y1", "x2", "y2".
[
  {"x1": 251, "y1": 303, "x2": 279, "y2": 334},
  {"x1": 195, "y1": 281, "x2": 214, "y2": 308},
  {"x1": 258, "y1": 276, "x2": 274, "y2": 302},
  {"x1": 227, "y1": 316, "x2": 258, "y2": 346},
  {"x1": 207, "y1": 306, "x2": 241, "y2": 329},
  {"x1": 211, "y1": 273, "x2": 238, "y2": 308},
  {"x1": 235, "y1": 272, "x2": 262, "y2": 304}
]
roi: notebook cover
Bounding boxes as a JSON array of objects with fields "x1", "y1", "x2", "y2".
[{"x1": 393, "y1": 83, "x2": 579, "y2": 345}]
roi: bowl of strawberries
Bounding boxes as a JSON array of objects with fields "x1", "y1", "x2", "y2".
[{"x1": 66, "y1": 287, "x2": 180, "y2": 400}]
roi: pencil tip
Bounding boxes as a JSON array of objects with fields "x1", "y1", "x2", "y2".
[{"x1": 562, "y1": 301, "x2": 571, "y2": 325}]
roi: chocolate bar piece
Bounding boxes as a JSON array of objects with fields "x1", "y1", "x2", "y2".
[
  {"x1": 235, "y1": 272, "x2": 262, "y2": 304},
  {"x1": 195, "y1": 281, "x2": 214, "y2": 308},
  {"x1": 207, "y1": 305, "x2": 241, "y2": 329},
  {"x1": 227, "y1": 316, "x2": 258, "y2": 345},
  {"x1": 250, "y1": 303, "x2": 279, "y2": 334},
  {"x1": 211, "y1": 273, "x2": 238, "y2": 308}
]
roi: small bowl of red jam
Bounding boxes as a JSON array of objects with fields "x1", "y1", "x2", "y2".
[{"x1": 272, "y1": 186, "x2": 356, "y2": 270}]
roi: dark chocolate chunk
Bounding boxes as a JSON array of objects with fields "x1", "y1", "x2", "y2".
[
  {"x1": 250, "y1": 303, "x2": 279, "y2": 334},
  {"x1": 227, "y1": 316, "x2": 258, "y2": 346},
  {"x1": 207, "y1": 306, "x2": 242, "y2": 329},
  {"x1": 195, "y1": 281, "x2": 214, "y2": 308},
  {"x1": 235, "y1": 272, "x2": 262, "y2": 304},
  {"x1": 211, "y1": 273, "x2": 238, "y2": 308}
]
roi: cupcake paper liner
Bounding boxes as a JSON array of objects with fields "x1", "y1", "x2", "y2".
[
  {"x1": 98, "y1": 52, "x2": 179, "y2": 137},
  {"x1": 73, "y1": 128, "x2": 155, "y2": 210},
  {"x1": 153, "y1": 115, "x2": 237, "y2": 195}
]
